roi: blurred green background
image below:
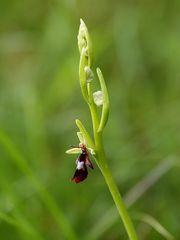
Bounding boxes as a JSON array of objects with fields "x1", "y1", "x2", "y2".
[{"x1": 0, "y1": 0, "x2": 180, "y2": 239}]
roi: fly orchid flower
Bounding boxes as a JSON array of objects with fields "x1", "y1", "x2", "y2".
[{"x1": 66, "y1": 132, "x2": 95, "y2": 183}]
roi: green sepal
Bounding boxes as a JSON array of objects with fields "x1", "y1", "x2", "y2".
[{"x1": 66, "y1": 148, "x2": 82, "y2": 154}]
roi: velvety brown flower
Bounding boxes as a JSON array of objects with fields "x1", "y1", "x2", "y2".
[{"x1": 71, "y1": 144, "x2": 94, "y2": 183}]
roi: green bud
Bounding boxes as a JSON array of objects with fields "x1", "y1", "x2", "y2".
[
  {"x1": 93, "y1": 90, "x2": 103, "y2": 106},
  {"x1": 85, "y1": 66, "x2": 94, "y2": 83},
  {"x1": 77, "y1": 19, "x2": 92, "y2": 67},
  {"x1": 77, "y1": 20, "x2": 87, "y2": 53}
]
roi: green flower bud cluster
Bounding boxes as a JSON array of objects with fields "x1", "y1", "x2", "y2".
[{"x1": 77, "y1": 19, "x2": 109, "y2": 137}]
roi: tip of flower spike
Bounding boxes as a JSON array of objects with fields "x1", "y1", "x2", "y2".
[
  {"x1": 80, "y1": 18, "x2": 85, "y2": 27},
  {"x1": 78, "y1": 19, "x2": 92, "y2": 67},
  {"x1": 78, "y1": 19, "x2": 87, "y2": 54},
  {"x1": 79, "y1": 19, "x2": 88, "y2": 40}
]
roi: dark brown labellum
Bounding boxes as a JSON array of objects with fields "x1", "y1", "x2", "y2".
[
  {"x1": 71, "y1": 143, "x2": 94, "y2": 183},
  {"x1": 72, "y1": 166, "x2": 88, "y2": 183}
]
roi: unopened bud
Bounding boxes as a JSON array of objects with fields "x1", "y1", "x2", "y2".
[
  {"x1": 93, "y1": 91, "x2": 103, "y2": 106},
  {"x1": 77, "y1": 19, "x2": 92, "y2": 66},
  {"x1": 84, "y1": 66, "x2": 94, "y2": 83},
  {"x1": 77, "y1": 19, "x2": 88, "y2": 54}
]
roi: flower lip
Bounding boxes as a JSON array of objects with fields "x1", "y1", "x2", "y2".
[
  {"x1": 71, "y1": 143, "x2": 94, "y2": 183},
  {"x1": 71, "y1": 168, "x2": 88, "y2": 183}
]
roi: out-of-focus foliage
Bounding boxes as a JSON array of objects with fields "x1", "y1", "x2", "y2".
[{"x1": 0, "y1": 0, "x2": 180, "y2": 239}]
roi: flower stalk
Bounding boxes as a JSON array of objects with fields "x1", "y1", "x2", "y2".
[{"x1": 68, "y1": 19, "x2": 138, "y2": 240}]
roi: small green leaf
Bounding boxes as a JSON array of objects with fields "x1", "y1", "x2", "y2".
[
  {"x1": 96, "y1": 68, "x2": 109, "y2": 132},
  {"x1": 77, "y1": 132, "x2": 85, "y2": 144}
]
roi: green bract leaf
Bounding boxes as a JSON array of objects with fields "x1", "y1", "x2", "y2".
[
  {"x1": 77, "y1": 132, "x2": 85, "y2": 144},
  {"x1": 96, "y1": 68, "x2": 109, "y2": 132},
  {"x1": 75, "y1": 119, "x2": 95, "y2": 149}
]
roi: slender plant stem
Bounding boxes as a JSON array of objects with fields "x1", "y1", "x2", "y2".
[
  {"x1": 97, "y1": 141, "x2": 138, "y2": 240},
  {"x1": 88, "y1": 101, "x2": 138, "y2": 240},
  {"x1": 100, "y1": 161, "x2": 138, "y2": 240}
]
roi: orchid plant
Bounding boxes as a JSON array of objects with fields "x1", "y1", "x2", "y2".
[{"x1": 66, "y1": 19, "x2": 138, "y2": 240}]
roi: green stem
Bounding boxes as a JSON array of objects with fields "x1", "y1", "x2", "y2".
[
  {"x1": 88, "y1": 101, "x2": 138, "y2": 240},
  {"x1": 100, "y1": 160, "x2": 138, "y2": 240}
]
